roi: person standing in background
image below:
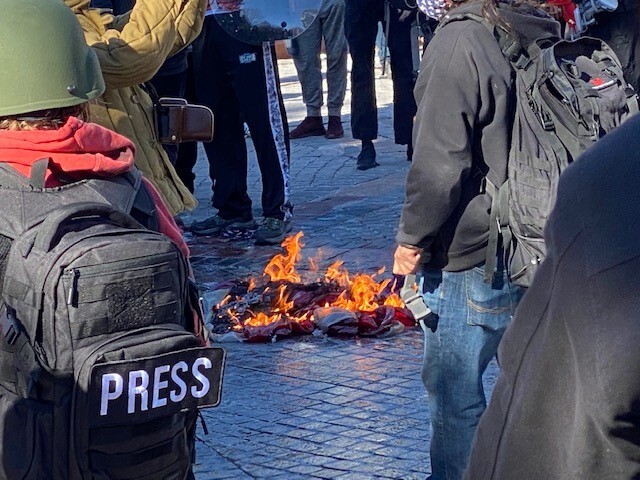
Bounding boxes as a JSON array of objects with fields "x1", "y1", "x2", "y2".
[
  {"x1": 344, "y1": 0, "x2": 417, "y2": 170},
  {"x1": 288, "y1": 0, "x2": 348, "y2": 140},
  {"x1": 190, "y1": 0, "x2": 293, "y2": 245}
]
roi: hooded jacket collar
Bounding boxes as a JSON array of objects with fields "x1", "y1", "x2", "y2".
[
  {"x1": 447, "y1": 1, "x2": 561, "y2": 48},
  {"x1": 0, "y1": 116, "x2": 135, "y2": 187}
]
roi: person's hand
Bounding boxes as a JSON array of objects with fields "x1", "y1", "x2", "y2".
[
  {"x1": 398, "y1": 9, "x2": 413, "y2": 21},
  {"x1": 393, "y1": 245, "x2": 422, "y2": 275}
]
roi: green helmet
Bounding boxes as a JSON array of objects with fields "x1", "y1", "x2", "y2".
[{"x1": 0, "y1": 0, "x2": 105, "y2": 117}]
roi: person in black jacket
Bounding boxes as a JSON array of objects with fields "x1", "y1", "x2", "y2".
[
  {"x1": 392, "y1": 1, "x2": 559, "y2": 478},
  {"x1": 344, "y1": 0, "x2": 417, "y2": 169},
  {"x1": 464, "y1": 112, "x2": 640, "y2": 480}
]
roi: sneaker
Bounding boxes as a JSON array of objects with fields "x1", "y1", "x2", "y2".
[
  {"x1": 255, "y1": 217, "x2": 292, "y2": 245},
  {"x1": 290, "y1": 116, "x2": 326, "y2": 139},
  {"x1": 356, "y1": 142, "x2": 378, "y2": 171},
  {"x1": 325, "y1": 116, "x2": 344, "y2": 139},
  {"x1": 191, "y1": 214, "x2": 255, "y2": 236}
]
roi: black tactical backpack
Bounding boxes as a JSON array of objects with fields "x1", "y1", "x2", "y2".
[
  {"x1": 440, "y1": 13, "x2": 639, "y2": 287},
  {"x1": 0, "y1": 161, "x2": 225, "y2": 479}
]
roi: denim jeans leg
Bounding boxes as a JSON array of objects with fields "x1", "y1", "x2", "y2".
[{"x1": 419, "y1": 266, "x2": 522, "y2": 480}]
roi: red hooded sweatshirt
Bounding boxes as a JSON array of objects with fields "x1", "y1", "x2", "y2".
[{"x1": 0, "y1": 116, "x2": 189, "y2": 258}]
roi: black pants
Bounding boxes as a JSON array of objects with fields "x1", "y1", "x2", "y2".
[
  {"x1": 192, "y1": 16, "x2": 291, "y2": 220},
  {"x1": 344, "y1": 0, "x2": 417, "y2": 145}
]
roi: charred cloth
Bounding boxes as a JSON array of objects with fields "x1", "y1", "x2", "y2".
[{"x1": 208, "y1": 233, "x2": 416, "y2": 343}]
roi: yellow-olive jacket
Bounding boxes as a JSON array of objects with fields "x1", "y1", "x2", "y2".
[{"x1": 64, "y1": 0, "x2": 207, "y2": 215}]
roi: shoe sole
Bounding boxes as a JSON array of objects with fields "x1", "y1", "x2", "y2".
[
  {"x1": 191, "y1": 220, "x2": 255, "y2": 236},
  {"x1": 290, "y1": 131, "x2": 326, "y2": 139},
  {"x1": 356, "y1": 161, "x2": 379, "y2": 171},
  {"x1": 325, "y1": 132, "x2": 344, "y2": 139}
]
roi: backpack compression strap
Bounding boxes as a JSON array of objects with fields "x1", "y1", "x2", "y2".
[{"x1": 400, "y1": 274, "x2": 439, "y2": 332}]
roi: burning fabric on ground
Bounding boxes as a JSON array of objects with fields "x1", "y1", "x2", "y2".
[{"x1": 208, "y1": 232, "x2": 416, "y2": 342}]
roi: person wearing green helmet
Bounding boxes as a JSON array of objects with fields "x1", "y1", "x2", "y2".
[
  {"x1": 0, "y1": 0, "x2": 188, "y2": 254},
  {"x1": 0, "y1": 1, "x2": 199, "y2": 478},
  {"x1": 63, "y1": 0, "x2": 208, "y2": 216}
]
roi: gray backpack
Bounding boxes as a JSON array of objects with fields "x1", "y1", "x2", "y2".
[
  {"x1": 0, "y1": 162, "x2": 224, "y2": 479},
  {"x1": 440, "y1": 13, "x2": 639, "y2": 287}
]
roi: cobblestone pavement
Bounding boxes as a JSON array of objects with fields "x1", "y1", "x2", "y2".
[{"x1": 184, "y1": 56, "x2": 499, "y2": 480}]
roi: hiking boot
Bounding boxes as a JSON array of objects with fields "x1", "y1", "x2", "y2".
[
  {"x1": 255, "y1": 217, "x2": 292, "y2": 245},
  {"x1": 290, "y1": 116, "x2": 326, "y2": 139},
  {"x1": 325, "y1": 116, "x2": 344, "y2": 139},
  {"x1": 356, "y1": 141, "x2": 378, "y2": 170},
  {"x1": 191, "y1": 214, "x2": 255, "y2": 236}
]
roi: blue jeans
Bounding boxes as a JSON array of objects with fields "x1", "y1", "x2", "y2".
[{"x1": 419, "y1": 265, "x2": 522, "y2": 480}]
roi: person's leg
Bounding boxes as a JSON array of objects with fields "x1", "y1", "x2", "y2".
[
  {"x1": 322, "y1": 0, "x2": 348, "y2": 139},
  {"x1": 344, "y1": 0, "x2": 381, "y2": 142},
  {"x1": 386, "y1": 8, "x2": 417, "y2": 149},
  {"x1": 289, "y1": 10, "x2": 326, "y2": 138},
  {"x1": 291, "y1": 14, "x2": 324, "y2": 116},
  {"x1": 228, "y1": 38, "x2": 292, "y2": 243},
  {"x1": 419, "y1": 266, "x2": 522, "y2": 480},
  {"x1": 191, "y1": 17, "x2": 253, "y2": 226}
]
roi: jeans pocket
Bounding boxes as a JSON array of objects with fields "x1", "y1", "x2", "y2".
[{"x1": 466, "y1": 268, "x2": 515, "y2": 331}]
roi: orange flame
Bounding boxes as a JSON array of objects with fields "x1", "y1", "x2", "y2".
[
  {"x1": 263, "y1": 231, "x2": 304, "y2": 283},
  {"x1": 226, "y1": 232, "x2": 406, "y2": 330}
]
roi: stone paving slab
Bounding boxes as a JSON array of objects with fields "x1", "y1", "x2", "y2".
[{"x1": 185, "y1": 56, "x2": 499, "y2": 479}]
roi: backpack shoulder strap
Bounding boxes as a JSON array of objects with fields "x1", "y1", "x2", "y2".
[
  {"x1": 0, "y1": 158, "x2": 55, "y2": 189},
  {"x1": 85, "y1": 168, "x2": 160, "y2": 231}
]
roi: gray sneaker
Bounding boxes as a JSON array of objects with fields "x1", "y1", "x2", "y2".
[
  {"x1": 255, "y1": 217, "x2": 292, "y2": 245},
  {"x1": 191, "y1": 214, "x2": 255, "y2": 236}
]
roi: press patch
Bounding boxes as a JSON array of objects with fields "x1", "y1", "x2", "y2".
[
  {"x1": 239, "y1": 53, "x2": 257, "y2": 64},
  {"x1": 89, "y1": 347, "x2": 225, "y2": 426}
]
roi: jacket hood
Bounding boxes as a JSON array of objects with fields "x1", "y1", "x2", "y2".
[
  {"x1": 448, "y1": 1, "x2": 561, "y2": 48},
  {"x1": 0, "y1": 116, "x2": 135, "y2": 187}
]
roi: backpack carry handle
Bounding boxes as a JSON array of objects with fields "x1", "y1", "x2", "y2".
[{"x1": 35, "y1": 202, "x2": 144, "y2": 252}]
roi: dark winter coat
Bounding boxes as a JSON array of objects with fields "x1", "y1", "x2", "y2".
[
  {"x1": 396, "y1": 1, "x2": 559, "y2": 271},
  {"x1": 465, "y1": 113, "x2": 640, "y2": 479}
]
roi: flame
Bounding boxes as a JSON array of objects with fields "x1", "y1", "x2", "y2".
[
  {"x1": 263, "y1": 232, "x2": 304, "y2": 283},
  {"x1": 325, "y1": 260, "x2": 350, "y2": 287},
  {"x1": 272, "y1": 285, "x2": 294, "y2": 313},
  {"x1": 245, "y1": 312, "x2": 282, "y2": 327},
  {"x1": 222, "y1": 232, "x2": 407, "y2": 333}
]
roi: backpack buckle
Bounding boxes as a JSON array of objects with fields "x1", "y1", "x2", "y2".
[
  {"x1": 2, "y1": 307, "x2": 21, "y2": 347},
  {"x1": 4, "y1": 324, "x2": 19, "y2": 346},
  {"x1": 538, "y1": 109, "x2": 554, "y2": 131}
]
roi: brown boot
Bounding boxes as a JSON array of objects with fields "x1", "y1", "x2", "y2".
[
  {"x1": 290, "y1": 116, "x2": 326, "y2": 139},
  {"x1": 325, "y1": 116, "x2": 344, "y2": 139}
]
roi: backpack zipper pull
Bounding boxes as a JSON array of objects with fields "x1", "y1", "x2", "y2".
[{"x1": 67, "y1": 269, "x2": 80, "y2": 306}]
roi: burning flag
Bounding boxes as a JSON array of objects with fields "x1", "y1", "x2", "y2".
[{"x1": 209, "y1": 232, "x2": 416, "y2": 342}]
